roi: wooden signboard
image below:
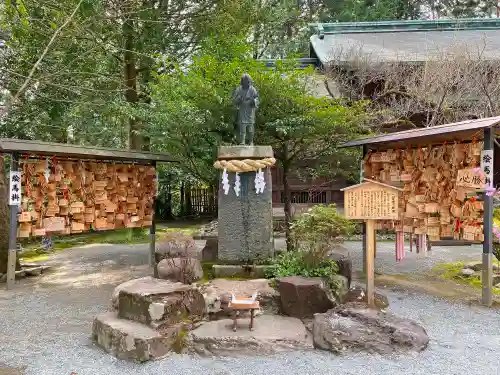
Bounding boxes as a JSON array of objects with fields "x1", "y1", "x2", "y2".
[
  {"x1": 456, "y1": 169, "x2": 485, "y2": 189},
  {"x1": 341, "y1": 178, "x2": 402, "y2": 308},
  {"x1": 341, "y1": 179, "x2": 402, "y2": 220}
]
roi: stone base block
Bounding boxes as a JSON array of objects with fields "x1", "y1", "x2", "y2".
[
  {"x1": 212, "y1": 264, "x2": 272, "y2": 279},
  {"x1": 218, "y1": 145, "x2": 273, "y2": 160},
  {"x1": 92, "y1": 312, "x2": 174, "y2": 362},
  {"x1": 117, "y1": 277, "x2": 205, "y2": 328}
]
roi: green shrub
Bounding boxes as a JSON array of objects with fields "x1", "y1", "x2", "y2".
[
  {"x1": 266, "y1": 205, "x2": 352, "y2": 280},
  {"x1": 265, "y1": 249, "x2": 339, "y2": 279},
  {"x1": 290, "y1": 204, "x2": 354, "y2": 263}
]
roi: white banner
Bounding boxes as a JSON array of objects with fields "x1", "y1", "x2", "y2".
[
  {"x1": 9, "y1": 171, "x2": 21, "y2": 206},
  {"x1": 481, "y1": 150, "x2": 494, "y2": 188}
]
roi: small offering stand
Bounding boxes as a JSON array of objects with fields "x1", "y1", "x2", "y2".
[
  {"x1": 0, "y1": 139, "x2": 174, "y2": 290},
  {"x1": 340, "y1": 117, "x2": 500, "y2": 306}
]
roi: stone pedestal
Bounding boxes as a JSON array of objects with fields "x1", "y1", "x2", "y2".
[{"x1": 217, "y1": 145, "x2": 274, "y2": 263}]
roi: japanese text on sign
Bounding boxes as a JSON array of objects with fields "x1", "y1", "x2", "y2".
[
  {"x1": 456, "y1": 169, "x2": 486, "y2": 189},
  {"x1": 344, "y1": 183, "x2": 400, "y2": 220},
  {"x1": 481, "y1": 150, "x2": 494, "y2": 188},
  {"x1": 9, "y1": 171, "x2": 21, "y2": 206}
]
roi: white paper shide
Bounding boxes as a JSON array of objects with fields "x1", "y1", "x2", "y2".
[
  {"x1": 234, "y1": 173, "x2": 241, "y2": 197},
  {"x1": 222, "y1": 168, "x2": 230, "y2": 195},
  {"x1": 254, "y1": 168, "x2": 266, "y2": 194}
]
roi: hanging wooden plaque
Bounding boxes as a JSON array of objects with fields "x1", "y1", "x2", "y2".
[{"x1": 456, "y1": 169, "x2": 485, "y2": 190}]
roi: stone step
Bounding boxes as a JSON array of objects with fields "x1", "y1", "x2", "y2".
[
  {"x1": 117, "y1": 277, "x2": 205, "y2": 329},
  {"x1": 92, "y1": 311, "x2": 178, "y2": 362}
]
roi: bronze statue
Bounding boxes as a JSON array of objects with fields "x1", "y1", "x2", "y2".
[{"x1": 233, "y1": 74, "x2": 259, "y2": 145}]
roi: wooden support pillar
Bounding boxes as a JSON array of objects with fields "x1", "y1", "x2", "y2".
[
  {"x1": 366, "y1": 219, "x2": 376, "y2": 307},
  {"x1": 7, "y1": 153, "x2": 19, "y2": 290},
  {"x1": 150, "y1": 161, "x2": 158, "y2": 278},
  {"x1": 362, "y1": 146, "x2": 367, "y2": 274},
  {"x1": 482, "y1": 127, "x2": 494, "y2": 307}
]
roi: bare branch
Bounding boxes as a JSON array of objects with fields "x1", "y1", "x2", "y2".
[{"x1": 7, "y1": 0, "x2": 85, "y2": 111}]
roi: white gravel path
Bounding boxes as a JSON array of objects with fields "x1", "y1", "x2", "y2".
[{"x1": 0, "y1": 241, "x2": 499, "y2": 375}]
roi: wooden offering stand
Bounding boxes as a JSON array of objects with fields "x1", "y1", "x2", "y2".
[{"x1": 228, "y1": 293, "x2": 260, "y2": 331}]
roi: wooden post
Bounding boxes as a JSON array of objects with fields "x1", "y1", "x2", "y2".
[
  {"x1": 366, "y1": 219, "x2": 376, "y2": 307},
  {"x1": 7, "y1": 153, "x2": 19, "y2": 290},
  {"x1": 150, "y1": 161, "x2": 158, "y2": 278},
  {"x1": 361, "y1": 146, "x2": 367, "y2": 274},
  {"x1": 482, "y1": 127, "x2": 493, "y2": 306}
]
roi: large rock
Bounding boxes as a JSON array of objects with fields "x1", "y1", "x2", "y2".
[
  {"x1": 198, "y1": 278, "x2": 279, "y2": 319},
  {"x1": 112, "y1": 277, "x2": 155, "y2": 310},
  {"x1": 201, "y1": 237, "x2": 218, "y2": 262},
  {"x1": 157, "y1": 257, "x2": 203, "y2": 284},
  {"x1": 328, "y1": 252, "x2": 352, "y2": 288},
  {"x1": 155, "y1": 232, "x2": 200, "y2": 262},
  {"x1": 327, "y1": 274, "x2": 349, "y2": 302},
  {"x1": 312, "y1": 305, "x2": 429, "y2": 354},
  {"x1": 277, "y1": 276, "x2": 336, "y2": 319},
  {"x1": 92, "y1": 311, "x2": 184, "y2": 362},
  {"x1": 189, "y1": 315, "x2": 312, "y2": 356},
  {"x1": 343, "y1": 285, "x2": 389, "y2": 309},
  {"x1": 117, "y1": 277, "x2": 205, "y2": 329}
]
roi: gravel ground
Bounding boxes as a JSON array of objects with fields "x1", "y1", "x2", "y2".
[
  {"x1": 0, "y1": 241, "x2": 498, "y2": 375},
  {"x1": 339, "y1": 241, "x2": 483, "y2": 275}
]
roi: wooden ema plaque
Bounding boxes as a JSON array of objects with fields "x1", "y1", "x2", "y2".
[
  {"x1": 456, "y1": 168, "x2": 485, "y2": 190},
  {"x1": 17, "y1": 160, "x2": 157, "y2": 238},
  {"x1": 341, "y1": 179, "x2": 402, "y2": 220}
]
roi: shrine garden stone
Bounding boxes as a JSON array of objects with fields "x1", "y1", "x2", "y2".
[
  {"x1": 277, "y1": 276, "x2": 347, "y2": 319},
  {"x1": 312, "y1": 304, "x2": 429, "y2": 354},
  {"x1": 94, "y1": 277, "x2": 206, "y2": 361}
]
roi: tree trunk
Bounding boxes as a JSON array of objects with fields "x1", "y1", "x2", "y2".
[
  {"x1": 282, "y1": 146, "x2": 293, "y2": 251},
  {"x1": 180, "y1": 182, "x2": 185, "y2": 217},
  {"x1": 123, "y1": 15, "x2": 142, "y2": 151},
  {"x1": 0, "y1": 157, "x2": 20, "y2": 274},
  {"x1": 185, "y1": 182, "x2": 192, "y2": 217}
]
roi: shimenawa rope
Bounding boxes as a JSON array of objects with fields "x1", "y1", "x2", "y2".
[{"x1": 213, "y1": 158, "x2": 276, "y2": 173}]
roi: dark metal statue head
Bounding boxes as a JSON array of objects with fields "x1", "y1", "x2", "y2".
[{"x1": 240, "y1": 74, "x2": 252, "y2": 89}]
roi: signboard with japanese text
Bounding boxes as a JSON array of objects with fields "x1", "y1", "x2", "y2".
[
  {"x1": 456, "y1": 168, "x2": 486, "y2": 190},
  {"x1": 481, "y1": 150, "x2": 493, "y2": 188},
  {"x1": 342, "y1": 181, "x2": 400, "y2": 220},
  {"x1": 8, "y1": 171, "x2": 21, "y2": 206}
]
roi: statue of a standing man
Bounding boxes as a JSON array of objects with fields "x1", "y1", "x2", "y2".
[{"x1": 233, "y1": 74, "x2": 259, "y2": 145}]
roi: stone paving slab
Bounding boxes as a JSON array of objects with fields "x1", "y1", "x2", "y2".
[{"x1": 190, "y1": 315, "x2": 313, "y2": 356}]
